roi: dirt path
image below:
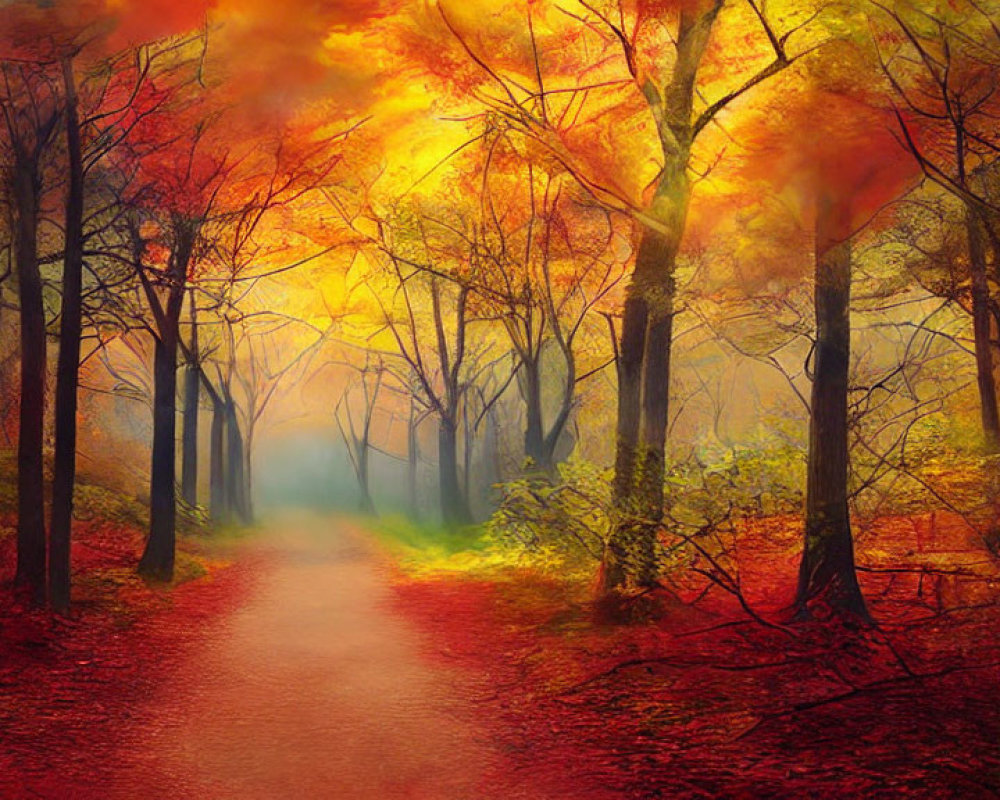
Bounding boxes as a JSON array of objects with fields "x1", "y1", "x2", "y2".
[{"x1": 108, "y1": 514, "x2": 514, "y2": 800}]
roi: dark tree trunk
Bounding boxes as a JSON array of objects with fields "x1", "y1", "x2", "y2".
[
  {"x1": 407, "y1": 404, "x2": 419, "y2": 518},
  {"x1": 795, "y1": 198, "x2": 868, "y2": 621},
  {"x1": 636, "y1": 293, "x2": 675, "y2": 523},
  {"x1": 439, "y1": 416, "x2": 472, "y2": 526},
  {"x1": 49, "y1": 58, "x2": 84, "y2": 611},
  {"x1": 612, "y1": 294, "x2": 648, "y2": 508},
  {"x1": 523, "y1": 358, "x2": 547, "y2": 472},
  {"x1": 137, "y1": 227, "x2": 190, "y2": 581},
  {"x1": 599, "y1": 2, "x2": 719, "y2": 607},
  {"x1": 966, "y1": 206, "x2": 1000, "y2": 452},
  {"x1": 633, "y1": 296, "x2": 674, "y2": 584},
  {"x1": 12, "y1": 156, "x2": 46, "y2": 604},
  {"x1": 462, "y1": 404, "x2": 473, "y2": 507},
  {"x1": 482, "y1": 404, "x2": 501, "y2": 511},
  {"x1": 357, "y1": 442, "x2": 375, "y2": 515},
  {"x1": 209, "y1": 396, "x2": 226, "y2": 522},
  {"x1": 604, "y1": 226, "x2": 680, "y2": 595},
  {"x1": 138, "y1": 320, "x2": 179, "y2": 580},
  {"x1": 522, "y1": 350, "x2": 573, "y2": 478},
  {"x1": 542, "y1": 341, "x2": 577, "y2": 476},
  {"x1": 181, "y1": 290, "x2": 199, "y2": 506},
  {"x1": 224, "y1": 401, "x2": 250, "y2": 524},
  {"x1": 632, "y1": 224, "x2": 680, "y2": 522},
  {"x1": 181, "y1": 362, "x2": 199, "y2": 504}
]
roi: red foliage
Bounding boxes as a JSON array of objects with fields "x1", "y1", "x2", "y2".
[
  {"x1": 0, "y1": 518, "x2": 256, "y2": 798},
  {"x1": 727, "y1": 39, "x2": 923, "y2": 245},
  {"x1": 390, "y1": 518, "x2": 1000, "y2": 798},
  {"x1": 2, "y1": 513, "x2": 996, "y2": 797},
  {"x1": 102, "y1": 0, "x2": 213, "y2": 51}
]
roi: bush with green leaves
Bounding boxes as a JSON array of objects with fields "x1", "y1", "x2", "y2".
[
  {"x1": 669, "y1": 436, "x2": 805, "y2": 523},
  {"x1": 73, "y1": 483, "x2": 148, "y2": 529},
  {"x1": 486, "y1": 458, "x2": 612, "y2": 570},
  {"x1": 487, "y1": 435, "x2": 806, "y2": 577},
  {"x1": 849, "y1": 404, "x2": 1000, "y2": 523}
]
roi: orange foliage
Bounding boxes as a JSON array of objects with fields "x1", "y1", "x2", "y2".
[{"x1": 734, "y1": 45, "x2": 921, "y2": 241}]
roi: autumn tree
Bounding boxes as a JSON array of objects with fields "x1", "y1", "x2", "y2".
[
  {"x1": 418, "y1": 0, "x2": 824, "y2": 591},
  {"x1": 747, "y1": 32, "x2": 918, "y2": 617},
  {"x1": 0, "y1": 55, "x2": 60, "y2": 604},
  {"x1": 791, "y1": 189, "x2": 869, "y2": 619},
  {"x1": 347, "y1": 202, "x2": 514, "y2": 526},
  {"x1": 106, "y1": 59, "x2": 345, "y2": 574},
  {"x1": 872, "y1": 0, "x2": 1000, "y2": 451},
  {"x1": 390, "y1": 264, "x2": 476, "y2": 526},
  {"x1": 334, "y1": 353, "x2": 385, "y2": 515},
  {"x1": 116, "y1": 94, "x2": 259, "y2": 577},
  {"x1": 50, "y1": 39, "x2": 182, "y2": 609},
  {"x1": 462, "y1": 140, "x2": 626, "y2": 476}
]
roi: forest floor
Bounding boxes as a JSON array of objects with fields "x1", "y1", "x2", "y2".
[
  {"x1": 0, "y1": 511, "x2": 567, "y2": 798},
  {"x1": 381, "y1": 511, "x2": 1000, "y2": 798},
  {"x1": 0, "y1": 500, "x2": 257, "y2": 798},
  {"x1": 1, "y1": 507, "x2": 999, "y2": 798}
]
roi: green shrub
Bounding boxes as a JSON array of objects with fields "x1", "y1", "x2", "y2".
[
  {"x1": 73, "y1": 482, "x2": 147, "y2": 529},
  {"x1": 488, "y1": 435, "x2": 806, "y2": 578},
  {"x1": 486, "y1": 457, "x2": 612, "y2": 570}
]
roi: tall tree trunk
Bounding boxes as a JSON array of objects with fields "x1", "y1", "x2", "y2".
[
  {"x1": 603, "y1": 287, "x2": 656, "y2": 597},
  {"x1": 439, "y1": 415, "x2": 472, "y2": 526},
  {"x1": 49, "y1": 57, "x2": 84, "y2": 611},
  {"x1": 612, "y1": 295, "x2": 647, "y2": 509},
  {"x1": 636, "y1": 279, "x2": 675, "y2": 523},
  {"x1": 795, "y1": 197, "x2": 867, "y2": 621},
  {"x1": 209, "y1": 396, "x2": 226, "y2": 522},
  {"x1": 224, "y1": 401, "x2": 250, "y2": 524},
  {"x1": 967, "y1": 205, "x2": 1000, "y2": 452},
  {"x1": 630, "y1": 185, "x2": 686, "y2": 519},
  {"x1": 604, "y1": 221, "x2": 683, "y2": 593},
  {"x1": 407, "y1": 403, "x2": 419, "y2": 518},
  {"x1": 602, "y1": 3, "x2": 718, "y2": 603},
  {"x1": 462, "y1": 403, "x2": 473, "y2": 508},
  {"x1": 540, "y1": 341, "x2": 577, "y2": 476},
  {"x1": 135, "y1": 225, "x2": 191, "y2": 580},
  {"x1": 138, "y1": 320, "x2": 179, "y2": 580},
  {"x1": 357, "y1": 440, "x2": 375, "y2": 515},
  {"x1": 12, "y1": 156, "x2": 46, "y2": 604},
  {"x1": 243, "y1": 432, "x2": 255, "y2": 523},
  {"x1": 181, "y1": 290, "x2": 199, "y2": 505},
  {"x1": 522, "y1": 358, "x2": 547, "y2": 472}
]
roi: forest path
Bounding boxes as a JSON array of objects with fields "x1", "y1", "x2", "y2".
[{"x1": 109, "y1": 513, "x2": 512, "y2": 800}]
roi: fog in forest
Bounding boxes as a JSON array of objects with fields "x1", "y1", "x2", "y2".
[{"x1": 3, "y1": 1, "x2": 1000, "y2": 795}]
